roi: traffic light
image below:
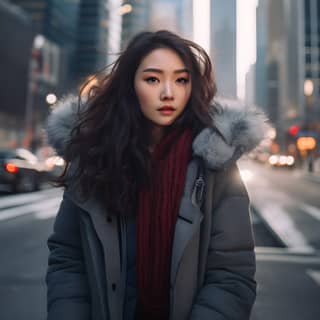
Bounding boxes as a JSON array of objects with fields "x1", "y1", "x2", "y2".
[{"x1": 288, "y1": 125, "x2": 300, "y2": 136}]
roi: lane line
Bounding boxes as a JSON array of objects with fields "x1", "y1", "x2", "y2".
[
  {"x1": 0, "y1": 193, "x2": 46, "y2": 209},
  {"x1": 255, "y1": 203, "x2": 314, "y2": 251},
  {"x1": 306, "y1": 269, "x2": 320, "y2": 286},
  {"x1": 0, "y1": 198, "x2": 61, "y2": 221},
  {"x1": 0, "y1": 188, "x2": 62, "y2": 210},
  {"x1": 256, "y1": 254, "x2": 320, "y2": 264},
  {"x1": 300, "y1": 203, "x2": 320, "y2": 222},
  {"x1": 33, "y1": 207, "x2": 59, "y2": 220},
  {"x1": 255, "y1": 246, "x2": 316, "y2": 255}
]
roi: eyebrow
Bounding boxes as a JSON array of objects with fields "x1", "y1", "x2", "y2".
[{"x1": 142, "y1": 68, "x2": 190, "y2": 74}]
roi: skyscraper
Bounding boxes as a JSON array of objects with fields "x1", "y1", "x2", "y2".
[
  {"x1": 255, "y1": 0, "x2": 308, "y2": 149},
  {"x1": 255, "y1": 0, "x2": 269, "y2": 111},
  {"x1": 121, "y1": 0, "x2": 193, "y2": 48},
  {"x1": 0, "y1": 1, "x2": 34, "y2": 148},
  {"x1": 9, "y1": 0, "x2": 79, "y2": 47},
  {"x1": 76, "y1": 0, "x2": 109, "y2": 80},
  {"x1": 210, "y1": 0, "x2": 237, "y2": 98},
  {"x1": 11, "y1": 0, "x2": 111, "y2": 86},
  {"x1": 303, "y1": 0, "x2": 320, "y2": 127},
  {"x1": 10, "y1": 0, "x2": 81, "y2": 90},
  {"x1": 121, "y1": 0, "x2": 150, "y2": 48}
]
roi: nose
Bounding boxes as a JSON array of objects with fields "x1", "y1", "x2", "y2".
[{"x1": 160, "y1": 82, "x2": 174, "y2": 100}]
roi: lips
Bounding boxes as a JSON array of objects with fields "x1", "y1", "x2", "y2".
[
  {"x1": 157, "y1": 106, "x2": 175, "y2": 111},
  {"x1": 157, "y1": 106, "x2": 175, "y2": 116}
]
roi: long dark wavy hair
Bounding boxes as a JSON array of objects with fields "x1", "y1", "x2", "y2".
[{"x1": 59, "y1": 30, "x2": 217, "y2": 215}]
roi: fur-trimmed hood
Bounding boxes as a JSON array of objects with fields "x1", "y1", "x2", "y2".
[{"x1": 46, "y1": 95, "x2": 270, "y2": 170}]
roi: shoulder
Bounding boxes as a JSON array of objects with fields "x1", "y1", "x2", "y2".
[
  {"x1": 54, "y1": 191, "x2": 89, "y2": 231},
  {"x1": 202, "y1": 162, "x2": 248, "y2": 213},
  {"x1": 213, "y1": 163, "x2": 248, "y2": 200}
]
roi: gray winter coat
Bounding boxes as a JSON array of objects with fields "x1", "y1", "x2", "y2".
[{"x1": 46, "y1": 96, "x2": 269, "y2": 320}]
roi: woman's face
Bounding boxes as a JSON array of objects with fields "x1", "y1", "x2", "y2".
[{"x1": 134, "y1": 48, "x2": 192, "y2": 129}]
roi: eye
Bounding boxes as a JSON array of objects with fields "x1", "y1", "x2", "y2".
[
  {"x1": 176, "y1": 77, "x2": 190, "y2": 84},
  {"x1": 145, "y1": 77, "x2": 159, "y2": 84}
]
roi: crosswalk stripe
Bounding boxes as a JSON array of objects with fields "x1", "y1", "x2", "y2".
[
  {"x1": 0, "y1": 193, "x2": 46, "y2": 210},
  {"x1": 300, "y1": 203, "x2": 320, "y2": 222},
  {"x1": 306, "y1": 269, "x2": 320, "y2": 286},
  {"x1": 0, "y1": 188, "x2": 62, "y2": 210},
  {"x1": 257, "y1": 254, "x2": 320, "y2": 264},
  {"x1": 0, "y1": 197, "x2": 61, "y2": 221},
  {"x1": 33, "y1": 207, "x2": 59, "y2": 220},
  {"x1": 255, "y1": 203, "x2": 313, "y2": 251}
]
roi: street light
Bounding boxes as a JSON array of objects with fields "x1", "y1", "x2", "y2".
[
  {"x1": 119, "y1": 3, "x2": 133, "y2": 15},
  {"x1": 34, "y1": 35, "x2": 45, "y2": 49},
  {"x1": 304, "y1": 79, "x2": 314, "y2": 96},
  {"x1": 46, "y1": 93, "x2": 57, "y2": 106}
]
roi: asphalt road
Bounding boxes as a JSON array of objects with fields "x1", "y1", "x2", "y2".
[
  {"x1": 0, "y1": 188, "x2": 61, "y2": 320},
  {"x1": 239, "y1": 159, "x2": 320, "y2": 251}
]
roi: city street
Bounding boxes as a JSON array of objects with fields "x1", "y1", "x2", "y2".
[
  {"x1": 1, "y1": 0, "x2": 320, "y2": 319},
  {"x1": 0, "y1": 188, "x2": 62, "y2": 320},
  {"x1": 241, "y1": 159, "x2": 320, "y2": 319},
  {"x1": 0, "y1": 160, "x2": 320, "y2": 319},
  {"x1": 240, "y1": 159, "x2": 320, "y2": 251}
]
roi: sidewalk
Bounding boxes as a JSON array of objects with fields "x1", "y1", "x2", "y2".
[{"x1": 252, "y1": 247, "x2": 320, "y2": 320}]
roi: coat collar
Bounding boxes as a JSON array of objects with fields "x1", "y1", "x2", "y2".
[{"x1": 46, "y1": 95, "x2": 270, "y2": 170}]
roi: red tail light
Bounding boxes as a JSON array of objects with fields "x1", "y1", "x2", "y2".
[{"x1": 5, "y1": 163, "x2": 19, "y2": 173}]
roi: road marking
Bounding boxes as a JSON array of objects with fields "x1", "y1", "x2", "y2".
[
  {"x1": 0, "y1": 188, "x2": 62, "y2": 210},
  {"x1": 256, "y1": 254, "x2": 320, "y2": 264},
  {"x1": 255, "y1": 246, "x2": 316, "y2": 255},
  {"x1": 0, "y1": 198, "x2": 61, "y2": 221},
  {"x1": 0, "y1": 193, "x2": 45, "y2": 209},
  {"x1": 300, "y1": 203, "x2": 320, "y2": 222},
  {"x1": 306, "y1": 269, "x2": 320, "y2": 286},
  {"x1": 255, "y1": 203, "x2": 313, "y2": 251},
  {"x1": 34, "y1": 207, "x2": 59, "y2": 220}
]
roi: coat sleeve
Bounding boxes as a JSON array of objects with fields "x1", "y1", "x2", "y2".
[
  {"x1": 46, "y1": 193, "x2": 91, "y2": 320},
  {"x1": 190, "y1": 164, "x2": 257, "y2": 320}
]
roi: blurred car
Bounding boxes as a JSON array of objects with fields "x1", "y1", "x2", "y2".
[
  {"x1": 268, "y1": 154, "x2": 295, "y2": 168},
  {"x1": 249, "y1": 150, "x2": 271, "y2": 164},
  {"x1": 0, "y1": 148, "x2": 45, "y2": 192},
  {"x1": 44, "y1": 155, "x2": 65, "y2": 178}
]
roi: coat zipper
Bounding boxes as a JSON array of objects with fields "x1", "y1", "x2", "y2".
[
  {"x1": 119, "y1": 214, "x2": 127, "y2": 316},
  {"x1": 191, "y1": 171, "x2": 205, "y2": 207},
  {"x1": 170, "y1": 161, "x2": 206, "y2": 319}
]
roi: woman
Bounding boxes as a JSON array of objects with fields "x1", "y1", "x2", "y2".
[{"x1": 46, "y1": 30, "x2": 267, "y2": 320}]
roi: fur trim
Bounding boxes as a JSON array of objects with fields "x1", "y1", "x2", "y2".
[
  {"x1": 193, "y1": 98, "x2": 271, "y2": 169},
  {"x1": 46, "y1": 95, "x2": 81, "y2": 156},
  {"x1": 46, "y1": 95, "x2": 271, "y2": 169}
]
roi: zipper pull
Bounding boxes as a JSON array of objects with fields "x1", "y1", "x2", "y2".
[{"x1": 192, "y1": 175, "x2": 205, "y2": 207}]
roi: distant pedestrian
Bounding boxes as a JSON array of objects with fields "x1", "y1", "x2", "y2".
[
  {"x1": 307, "y1": 152, "x2": 314, "y2": 172},
  {"x1": 46, "y1": 30, "x2": 268, "y2": 320}
]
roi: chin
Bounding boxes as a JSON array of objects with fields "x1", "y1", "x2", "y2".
[{"x1": 155, "y1": 119, "x2": 177, "y2": 127}]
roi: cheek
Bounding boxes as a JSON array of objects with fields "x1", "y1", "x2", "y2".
[
  {"x1": 181, "y1": 86, "x2": 192, "y2": 106},
  {"x1": 135, "y1": 83, "x2": 153, "y2": 107}
]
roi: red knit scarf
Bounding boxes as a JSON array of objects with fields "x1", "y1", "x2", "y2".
[{"x1": 136, "y1": 127, "x2": 192, "y2": 320}]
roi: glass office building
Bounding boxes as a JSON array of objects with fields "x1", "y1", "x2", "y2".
[{"x1": 210, "y1": 0, "x2": 237, "y2": 98}]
